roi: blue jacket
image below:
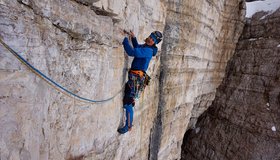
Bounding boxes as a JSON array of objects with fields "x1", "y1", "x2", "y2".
[{"x1": 122, "y1": 37, "x2": 158, "y2": 71}]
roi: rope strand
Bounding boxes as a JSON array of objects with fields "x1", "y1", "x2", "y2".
[{"x1": 0, "y1": 38, "x2": 126, "y2": 103}]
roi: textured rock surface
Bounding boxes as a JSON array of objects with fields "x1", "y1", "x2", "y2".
[
  {"x1": 0, "y1": 0, "x2": 244, "y2": 160},
  {"x1": 0, "y1": 1, "x2": 164, "y2": 160},
  {"x1": 151, "y1": 1, "x2": 245, "y2": 159},
  {"x1": 181, "y1": 8, "x2": 280, "y2": 160}
]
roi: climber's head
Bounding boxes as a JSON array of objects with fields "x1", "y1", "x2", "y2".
[{"x1": 145, "y1": 31, "x2": 163, "y2": 46}]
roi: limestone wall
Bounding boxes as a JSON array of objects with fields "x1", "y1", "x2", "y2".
[
  {"x1": 152, "y1": 0, "x2": 245, "y2": 159},
  {"x1": 181, "y1": 8, "x2": 280, "y2": 160},
  {"x1": 0, "y1": 0, "x2": 244, "y2": 159}
]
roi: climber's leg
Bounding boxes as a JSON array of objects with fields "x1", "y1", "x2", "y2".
[
  {"x1": 117, "y1": 104, "x2": 134, "y2": 134},
  {"x1": 117, "y1": 73, "x2": 136, "y2": 134}
]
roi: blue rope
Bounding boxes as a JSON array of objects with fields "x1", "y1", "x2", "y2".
[{"x1": 0, "y1": 38, "x2": 124, "y2": 103}]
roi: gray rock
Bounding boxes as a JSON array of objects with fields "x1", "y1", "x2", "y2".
[
  {"x1": 181, "y1": 8, "x2": 280, "y2": 160},
  {"x1": 0, "y1": 0, "x2": 245, "y2": 159}
]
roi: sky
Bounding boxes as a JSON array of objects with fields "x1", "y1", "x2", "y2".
[{"x1": 246, "y1": 0, "x2": 280, "y2": 18}]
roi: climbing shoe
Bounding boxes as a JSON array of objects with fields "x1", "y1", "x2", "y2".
[
  {"x1": 117, "y1": 126, "x2": 129, "y2": 134},
  {"x1": 117, "y1": 104, "x2": 134, "y2": 134}
]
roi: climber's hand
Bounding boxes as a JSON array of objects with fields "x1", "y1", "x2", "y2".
[
  {"x1": 122, "y1": 29, "x2": 130, "y2": 36},
  {"x1": 129, "y1": 30, "x2": 135, "y2": 38},
  {"x1": 120, "y1": 29, "x2": 126, "y2": 36}
]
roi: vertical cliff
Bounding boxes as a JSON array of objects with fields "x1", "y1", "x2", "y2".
[
  {"x1": 150, "y1": 0, "x2": 245, "y2": 159},
  {"x1": 0, "y1": 0, "x2": 244, "y2": 160},
  {"x1": 181, "y1": 8, "x2": 280, "y2": 160}
]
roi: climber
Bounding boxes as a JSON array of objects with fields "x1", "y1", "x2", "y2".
[{"x1": 117, "y1": 30, "x2": 163, "y2": 134}]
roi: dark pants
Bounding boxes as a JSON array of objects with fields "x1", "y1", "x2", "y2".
[{"x1": 123, "y1": 72, "x2": 145, "y2": 106}]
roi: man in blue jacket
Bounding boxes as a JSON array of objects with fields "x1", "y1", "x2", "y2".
[{"x1": 118, "y1": 30, "x2": 163, "y2": 134}]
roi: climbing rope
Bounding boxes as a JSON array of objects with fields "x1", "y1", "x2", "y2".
[{"x1": 0, "y1": 38, "x2": 126, "y2": 103}]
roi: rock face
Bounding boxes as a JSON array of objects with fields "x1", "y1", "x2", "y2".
[
  {"x1": 0, "y1": 0, "x2": 244, "y2": 160},
  {"x1": 181, "y1": 9, "x2": 280, "y2": 160},
  {"x1": 150, "y1": 1, "x2": 245, "y2": 159}
]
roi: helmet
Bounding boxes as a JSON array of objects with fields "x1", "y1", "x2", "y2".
[{"x1": 150, "y1": 31, "x2": 163, "y2": 44}]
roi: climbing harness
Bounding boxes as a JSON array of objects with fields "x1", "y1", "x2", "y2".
[
  {"x1": 0, "y1": 38, "x2": 126, "y2": 103},
  {"x1": 128, "y1": 69, "x2": 150, "y2": 99}
]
